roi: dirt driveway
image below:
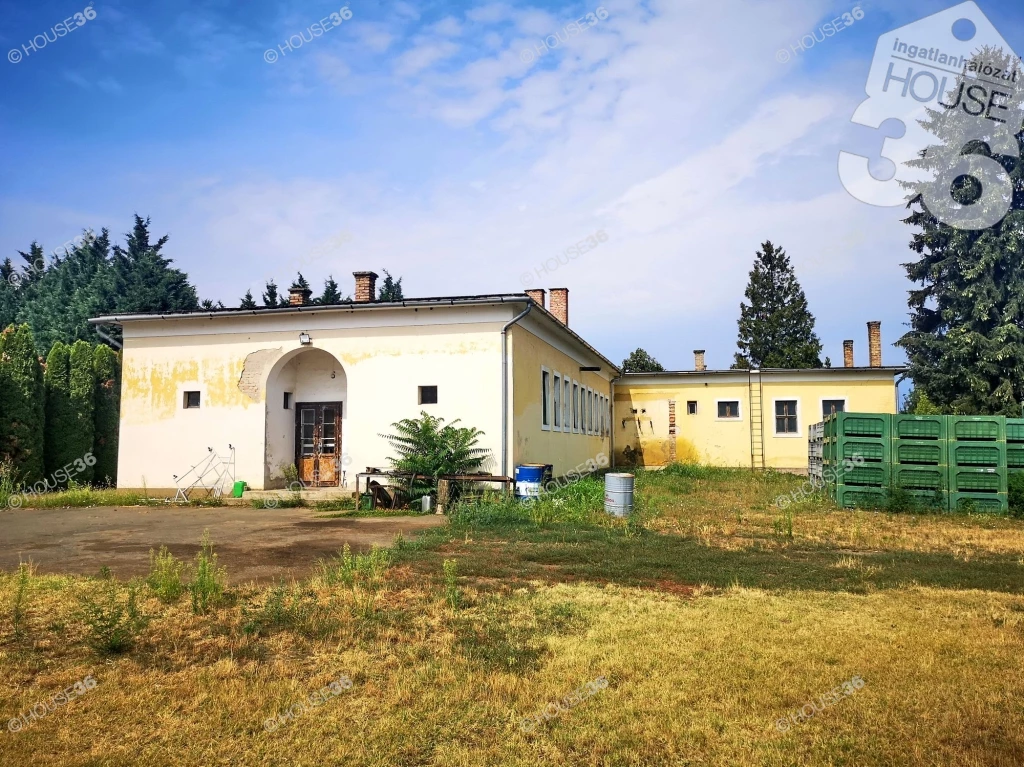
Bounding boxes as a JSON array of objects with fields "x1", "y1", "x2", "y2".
[{"x1": 0, "y1": 506, "x2": 446, "y2": 583}]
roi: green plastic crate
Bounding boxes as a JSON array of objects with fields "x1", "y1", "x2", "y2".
[
  {"x1": 831, "y1": 438, "x2": 889, "y2": 464},
  {"x1": 893, "y1": 414, "x2": 946, "y2": 441},
  {"x1": 892, "y1": 466, "x2": 946, "y2": 491},
  {"x1": 829, "y1": 412, "x2": 891, "y2": 439},
  {"x1": 1007, "y1": 419, "x2": 1024, "y2": 444},
  {"x1": 950, "y1": 492, "x2": 1008, "y2": 514},
  {"x1": 949, "y1": 416, "x2": 1005, "y2": 442},
  {"x1": 1008, "y1": 445, "x2": 1024, "y2": 470},
  {"x1": 948, "y1": 441, "x2": 1006, "y2": 468},
  {"x1": 840, "y1": 464, "x2": 889, "y2": 488},
  {"x1": 900, "y1": 490, "x2": 949, "y2": 512},
  {"x1": 893, "y1": 440, "x2": 945, "y2": 466},
  {"x1": 949, "y1": 467, "x2": 1007, "y2": 494},
  {"x1": 833, "y1": 486, "x2": 887, "y2": 510}
]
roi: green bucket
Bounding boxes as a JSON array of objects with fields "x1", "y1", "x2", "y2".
[{"x1": 231, "y1": 481, "x2": 247, "y2": 498}]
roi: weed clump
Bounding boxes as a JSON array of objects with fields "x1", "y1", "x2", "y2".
[
  {"x1": 147, "y1": 546, "x2": 185, "y2": 603},
  {"x1": 77, "y1": 579, "x2": 147, "y2": 654},
  {"x1": 189, "y1": 531, "x2": 226, "y2": 614}
]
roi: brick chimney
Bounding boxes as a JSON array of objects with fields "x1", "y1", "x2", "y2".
[
  {"x1": 525, "y1": 289, "x2": 546, "y2": 308},
  {"x1": 867, "y1": 321, "x2": 882, "y2": 367},
  {"x1": 353, "y1": 271, "x2": 378, "y2": 304},
  {"x1": 549, "y1": 288, "x2": 568, "y2": 326},
  {"x1": 843, "y1": 340, "x2": 854, "y2": 368},
  {"x1": 289, "y1": 285, "x2": 312, "y2": 306},
  {"x1": 694, "y1": 350, "x2": 706, "y2": 372}
]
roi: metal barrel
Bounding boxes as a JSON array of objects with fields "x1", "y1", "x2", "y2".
[
  {"x1": 604, "y1": 473, "x2": 635, "y2": 517},
  {"x1": 515, "y1": 464, "x2": 547, "y2": 499}
]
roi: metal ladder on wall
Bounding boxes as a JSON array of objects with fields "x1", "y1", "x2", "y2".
[{"x1": 748, "y1": 369, "x2": 765, "y2": 471}]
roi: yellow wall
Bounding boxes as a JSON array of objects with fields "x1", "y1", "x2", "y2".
[
  {"x1": 613, "y1": 372, "x2": 897, "y2": 470},
  {"x1": 510, "y1": 323, "x2": 612, "y2": 477}
]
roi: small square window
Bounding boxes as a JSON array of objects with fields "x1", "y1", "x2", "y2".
[
  {"x1": 184, "y1": 391, "x2": 201, "y2": 409},
  {"x1": 687, "y1": 401, "x2": 698, "y2": 415},
  {"x1": 775, "y1": 400, "x2": 799, "y2": 434},
  {"x1": 823, "y1": 399, "x2": 845, "y2": 417},
  {"x1": 283, "y1": 392, "x2": 292, "y2": 409},
  {"x1": 419, "y1": 385, "x2": 438, "y2": 405},
  {"x1": 717, "y1": 400, "x2": 739, "y2": 419}
]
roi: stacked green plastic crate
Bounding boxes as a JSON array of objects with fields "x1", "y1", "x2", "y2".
[
  {"x1": 892, "y1": 415, "x2": 948, "y2": 511},
  {"x1": 1008, "y1": 419, "x2": 1024, "y2": 477},
  {"x1": 823, "y1": 412, "x2": 891, "y2": 509},
  {"x1": 947, "y1": 416, "x2": 1008, "y2": 512}
]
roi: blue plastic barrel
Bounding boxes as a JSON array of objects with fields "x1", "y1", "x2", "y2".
[{"x1": 515, "y1": 464, "x2": 547, "y2": 499}]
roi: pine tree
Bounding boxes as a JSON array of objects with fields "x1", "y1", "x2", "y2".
[
  {"x1": 44, "y1": 342, "x2": 76, "y2": 481},
  {"x1": 621, "y1": 348, "x2": 664, "y2": 372},
  {"x1": 377, "y1": 269, "x2": 404, "y2": 302},
  {"x1": 111, "y1": 215, "x2": 199, "y2": 316},
  {"x1": 69, "y1": 340, "x2": 96, "y2": 483},
  {"x1": 317, "y1": 276, "x2": 345, "y2": 305},
  {"x1": 0, "y1": 325, "x2": 45, "y2": 482},
  {"x1": 239, "y1": 290, "x2": 257, "y2": 309},
  {"x1": 93, "y1": 344, "x2": 120, "y2": 485},
  {"x1": 15, "y1": 242, "x2": 46, "y2": 286},
  {"x1": 262, "y1": 280, "x2": 281, "y2": 308},
  {"x1": 731, "y1": 241, "x2": 822, "y2": 369},
  {"x1": 897, "y1": 46, "x2": 1024, "y2": 414},
  {"x1": 17, "y1": 229, "x2": 116, "y2": 353}
]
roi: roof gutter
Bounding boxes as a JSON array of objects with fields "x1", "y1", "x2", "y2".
[{"x1": 501, "y1": 302, "x2": 533, "y2": 479}]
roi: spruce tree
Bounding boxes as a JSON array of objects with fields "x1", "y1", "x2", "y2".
[
  {"x1": 0, "y1": 325, "x2": 45, "y2": 482},
  {"x1": 69, "y1": 340, "x2": 96, "y2": 483},
  {"x1": 239, "y1": 290, "x2": 257, "y2": 309},
  {"x1": 897, "y1": 46, "x2": 1024, "y2": 414},
  {"x1": 111, "y1": 215, "x2": 199, "y2": 316},
  {"x1": 44, "y1": 342, "x2": 76, "y2": 482},
  {"x1": 15, "y1": 242, "x2": 46, "y2": 286},
  {"x1": 93, "y1": 344, "x2": 120, "y2": 485},
  {"x1": 317, "y1": 276, "x2": 345, "y2": 305},
  {"x1": 377, "y1": 269, "x2": 404, "y2": 302},
  {"x1": 262, "y1": 280, "x2": 281, "y2": 308},
  {"x1": 731, "y1": 241, "x2": 822, "y2": 369}
]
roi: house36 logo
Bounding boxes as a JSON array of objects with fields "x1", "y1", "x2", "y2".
[{"x1": 838, "y1": 2, "x2": 1024, "y2": 230}]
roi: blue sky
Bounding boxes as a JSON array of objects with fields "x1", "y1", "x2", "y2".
[{"x1": 1, "y1": 0, "x2": 1022, "y2": 371}]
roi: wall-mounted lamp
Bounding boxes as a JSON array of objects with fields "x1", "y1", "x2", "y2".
[
  {"x1": 299, "y1": 333, "x2": 311, "y2": 345},
  {"x1": 330, "y1": 371, "x2": 336, "y2": 379}
]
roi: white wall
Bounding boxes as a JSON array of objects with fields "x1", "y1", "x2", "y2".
[{"x1": 115, "y1": 305, "x2": 509, "y2": 490}]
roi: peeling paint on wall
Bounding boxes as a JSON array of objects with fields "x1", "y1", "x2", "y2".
[{"x1": 238, "y1": 348, "x2": 283, "y2": 402}]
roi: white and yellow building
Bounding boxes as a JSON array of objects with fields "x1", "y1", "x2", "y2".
[{"x1": 92, "y1": 275, "x2": 902, "y2": 489}]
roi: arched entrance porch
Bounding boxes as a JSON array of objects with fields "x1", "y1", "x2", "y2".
[{"x1": 264, "y1": 347, "x2": 348, "y2": 489}]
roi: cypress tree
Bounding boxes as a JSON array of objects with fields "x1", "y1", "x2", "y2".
[
  {"x1": 897, "y1": 46, "x2": 1024, "y2": 414},
  {"x1": 44, "y1": 342, "x2": 75, "y2": 482},
  {"x1": 93, "y1": 344, "x2": 120, "y2": 485},
  {"x1": 0, "y1": 324, "x2": 45, "y2": 482},
  {"x1": 731, "y1": 241, "x2": 822, "y2": 369},
  {"x1": 69, "y1": 340, "x2": 96, "y2": 483}
]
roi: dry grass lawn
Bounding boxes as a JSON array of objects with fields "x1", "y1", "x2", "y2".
[{"x1": 2, "y1": 466, "x2": 1023, "y2": 766}]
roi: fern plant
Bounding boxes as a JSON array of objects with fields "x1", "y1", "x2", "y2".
[{"x1": 380, "y1": 411, "x2": 489, "y2": 494}]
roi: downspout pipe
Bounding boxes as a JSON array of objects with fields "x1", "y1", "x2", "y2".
[
  {"x1": 501, "y1": 302, "x2": 533, "y2": 478},
  {"x1": 895, "y1": 371, "x2": 910, "y2": 412}
]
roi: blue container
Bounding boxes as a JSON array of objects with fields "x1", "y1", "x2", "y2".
[{"x1": 515, "y1": 464, "x2": 548, "y2": 499}]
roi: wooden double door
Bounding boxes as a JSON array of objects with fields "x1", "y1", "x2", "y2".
[{"x1": 295, "y1": 402, "x2": 342, "y2": 486}]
